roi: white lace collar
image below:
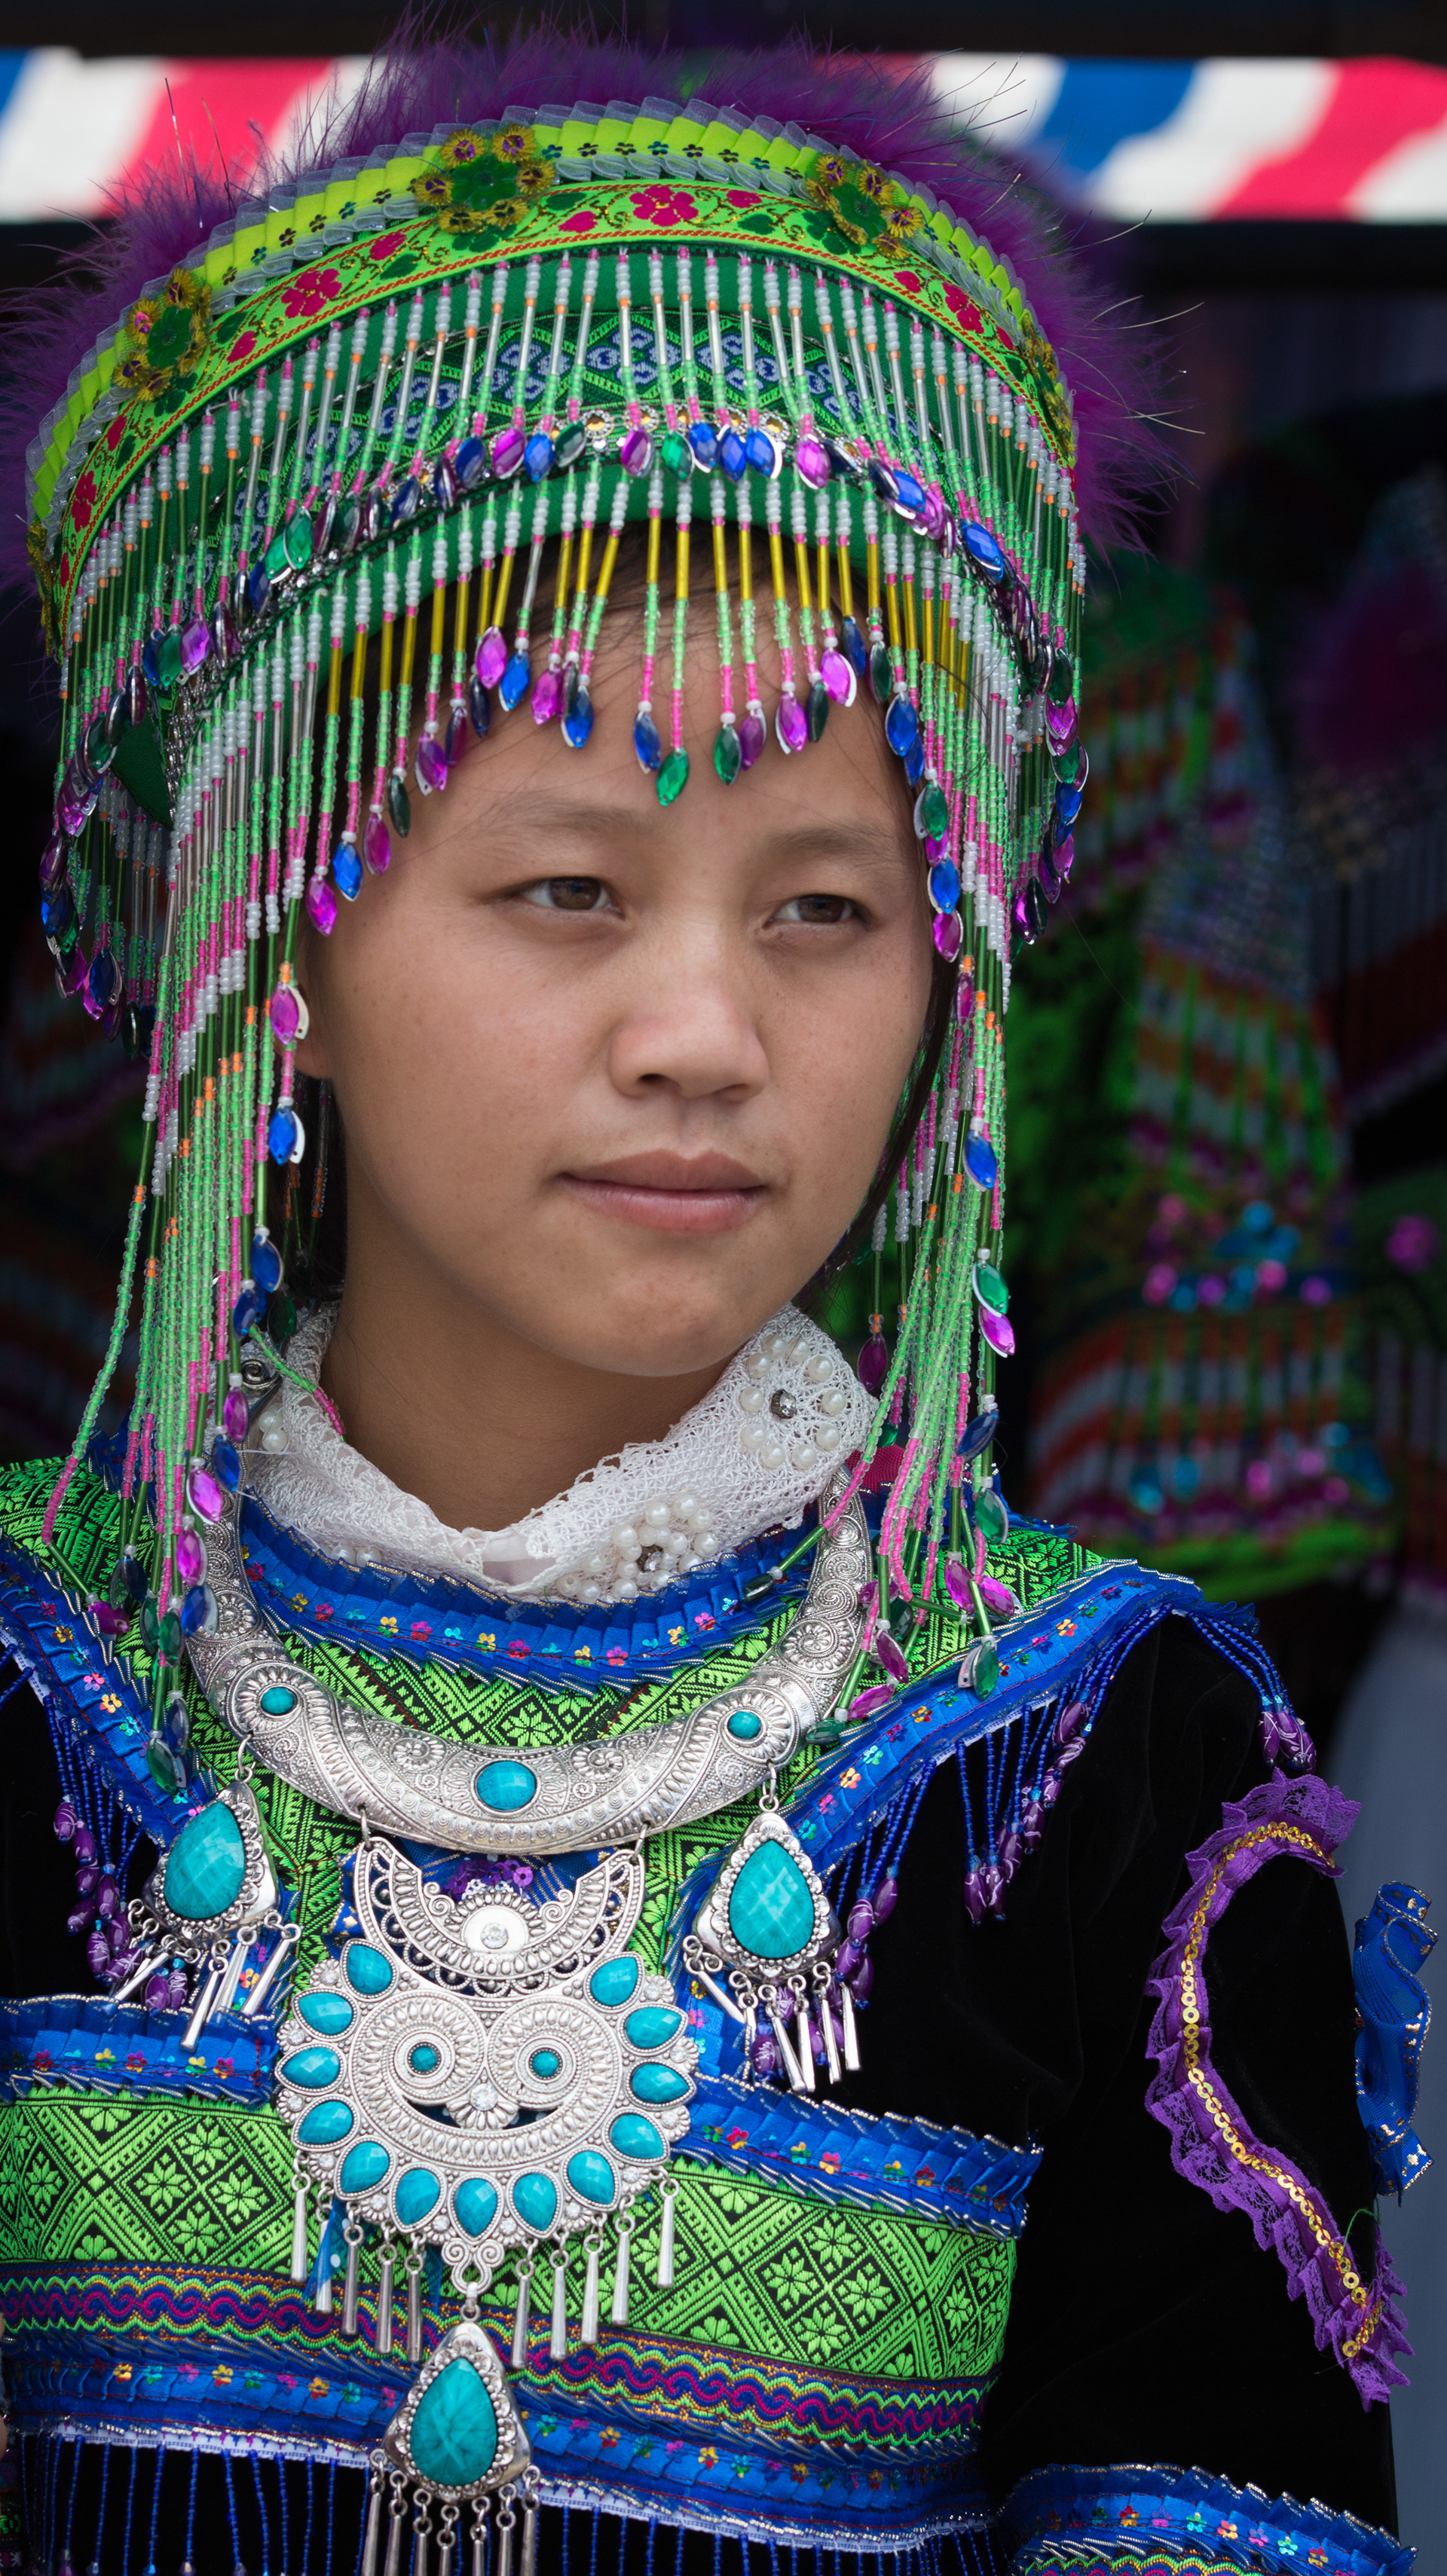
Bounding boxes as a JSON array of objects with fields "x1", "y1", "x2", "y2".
[{"x1": 246, "y1": 1301, "x2": 871, "y2": 1607}]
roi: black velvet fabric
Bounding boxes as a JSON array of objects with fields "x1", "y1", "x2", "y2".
[{"x1": 1, "y1": 1610, "x2": 1400, "y2": 2562}]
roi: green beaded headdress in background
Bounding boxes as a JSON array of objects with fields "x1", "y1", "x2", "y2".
[{"x1": 22, "y1": 82, "x2": 1091, "y2": 1664}]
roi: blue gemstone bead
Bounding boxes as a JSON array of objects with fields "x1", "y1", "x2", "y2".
[
  {"x1": 841, "y1": 616, "x2": 867, "y2": 676},
  {"x1": 727, "y1": 1840, "x2": 815, "y2": 1961},
  {"x1": 1056, "y1": 781, "x2": 1084, "y2": 827},
  {"x1": 727, "y1": 1709, "x2": 762, "y2": 1741},
  {"x1": 298, "y1": 1992, "x2": 354, "y2": 2035},
  {"x1": 332, "y1": 841, "x2": 363, "y2": 901},
  {"x1": 904, "y1": 735, "x2": 926, "y2": 787},
  {"x1": 609, "y1": 2114, "x2": 664, "y2": 2161},
  {"x1": 687, "y1": 421, "x2": 719, "y2": 469},
  {"x1": 232, "y1": 1285, "x2": 262, "y2": 1337},
  {"x1": 298, "y1": 2099, "x2": 353, "y2": 2145},
  {"x1": 252, "y1": 1235, "x2": 283, "y2": 1294},
  {"x1": 283, "y1": 2046, "x2": 342, "y2": 2089},
  {"x1": 260, "y1": 1685, "x2": 297, "y2": 1716},
  {"x1": 965, "y1": 1131, "x2": 999, "y2": 1189},
  {"x1": 525, "y1": 432, "x2": 554, "y2": 481},
  {"x1": 929, "y1": 860, "x2": 962, "y2": 914},
  {"x1": 247, "y1": 562, "x2": 271, "y2": 615},
  {"x1": 474, "y1": 1759, "x2": 537, "y2": 1814},
  {"x1": 630, "y1": 2063, "x2": 689, "y2": 2104},
  {"x1": 345, "y1": 1943, "x2": 394, "y2": 1994},
  {"x1": 455, "y1": 436, "x2": 486, "y2": 490},
  {"x1": 209, "y1": 1439, "x2": 240, "y2": 1493},
  {"x1": 566, "y1": 2150, "x2": 616, "y2": 2205},
  {"x1": 529, "y1": 2049, "x2": 561, "y2": 2079},
  {"x1": 339, "y1": 2141, "x2": 391, "y2": 2194},
  {"x1": 512, "y1": 2171, "x2": 558, "y2": 2231},
  {"x1": 142, "y1": 634, "x2": 161, "y2": 687},
  {"x1": 162, "y1": 1801, "x2": 246, "y2": 1921},
  {"x1": 633, "y1": 710, "x2": 662, "y2": 772},
  {"x1": 624, "y1": 2006, "x2": 684, "y2": 2049},
  {"x1": 963, "y1": 523, "x2": 1006, "y2": 579},
  {"x1": 390, "y1": 477, "x2": 420, "y2": 527},
  {"x1": 719, "y1": 429, "x2": 748, "y2": 482},
  {"x1": 409, "y1": 2358, "x2": 499, "y2": 2489},
  {"x1": 745, "y1": 427, "x2": 777, "y2": 476},
  {"x1": 562, "y1": 684, "x2": 594, "y2": 750},
  {"x1": 589, "y1": 1955, "x2": 641, "y2": 2009},
  {"x1": 453, "y1": 2177, "x2": 498, "y2": 2236},
  {"x1": 408, "y1": 2043, "x2": 441, "y2": 2073},
  {"x1": 892, "y1": 468, "x2": 926, "y2": 514},
  {"x1": 885, "y1": 697, "x2": 919, "y2": 757},
  {"x1": 395, "y1": 2168, "x2": 441, "y2": 2225},
  {"x1": 499, "y1": 653, "x2": 531, "y2": 713}
]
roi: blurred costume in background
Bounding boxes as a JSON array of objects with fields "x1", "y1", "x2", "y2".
[{"x1": 0, "y1": 35, "x2": 1423, "y2": 2576}]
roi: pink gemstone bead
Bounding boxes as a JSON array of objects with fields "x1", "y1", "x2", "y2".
[
  {"x1": 187, "y1": 1464, "x2": 226, "y2": 1523},
  {"x1": 476, "y1": 627, "x2": 508, "y2": 689},
  {"x1": 846, "y1": 1685, "x2": 895, "y2": 1724},
  {"x1": 980, "y1": 1306, "x2": 1016, "y2": 1358},
  {"x1": 821, "y1": 649, "x2": 855, "y2": 706},
  {"x1": 1047, "y1": 697, "x2": 1078, "y2": 748},
  {"x1": 90, "y1": 1598, "x2": 128, "y2": 1637},
  {"x1": 415, "y1": 731, "x2": 449, "y2": 792},
  {"x1": 620, "y1": 425, "x2": 653, "y2": 476},
  {"x1": 932, "y1": 909, "x2": 963, "y2": 964},
  {"x1": 942, "y1": 1558, "x2": 973, "y2": 1615},
  {"x1": 304, "y1": 879, "x2": 338, "y2": 936},
  {"x1": 180, "y1": 616, "x2": 210, "y2": 674},
  {"x1": 176, "y1": 1526, "x2": 209, "y2": 1585},
  {"x1": 775, "y1": 693, "x2": 808, "y2": 754},
  {"x1": 858, "y1": 1333, "x2": 889, "y2": 1396},
  {"x1": 530, "y1": 668, "x2": 562, "y2": 725},
  {"x1": 57, "y1": 784, "x2": 92, "y2": 836},
  {"x1": 738, "y1": 712, "x2": 766, "y2": 770},
  {"x1": 363, "y1": 813, "x2": 392, "y2": 875},
  {"x1": 795, "y1": 435, "x2": 831, "y2": 489},
  {"x1": 491, "y1": 427, "x2": 525, "y2": 478},
  {"x1": 270, "y1": 984, "x2": 301, "y2": 1044},
  {"x1": 222, "y1": 1384, "x2": 251, "y2": 1443}
]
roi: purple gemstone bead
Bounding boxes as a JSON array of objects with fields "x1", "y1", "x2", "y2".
[
  {"x1": 57, "y1": 783, "x2": 92, "y2": 837},
  {"x1": 751, "y1": 2030, "x2": 781, "y2": 2080},
  {"x1": 1057, "y1": 1732, "x2": 1087, "y2": 1771},
  {"x1": 96, "y1": 1877, "x2": 119, "y2": 1920},
  {"x1": 821, "y1": 649, "x2": 856, "y2": 707},
  {"x1": 942, "y1": 1558, "x2": 973, "y2": 1615},
  {"x1": 213, "y1": 602, "x2": 240, "y2": 662},
  {"x1": 270, "y1": 982, "x2": 302, "y2": 1044},
  {"x1": 846, "y1": 1683, "x2": 895, "y2": 1724},
  {"x1": 86, "y1": 1927, "x2": 111, "y2": 1978},
  {"x1": 847, "y1": 1898, "x2": 875, "y2": 1941},
  {"x1": 996, "y1": 1829, "x2": 1023, "y2": 1871},
  {"x1": 851, "y1": 1954, "x2": 874, "y2": 2001},
  {"x1": 979, "y1": 1574, "x2": 1017, "y2": 1619},
  {"x1": 491, "y1": 426, "x2": 526, "y2": 479},
  {"x1": 73, "y1": 1825, "x2": 96, "y2": 1866},
  {"x1": 857, "y1": 1332, "x2": 889, "y2": 1397},
  {"x1": 445, "y1": 704, "x2": 469, "y2": 767},
  {"x1": 1054, "y1": 833, "x2": 1075, "y2": 882},
  {"x1": 75, "y1": 1865, "x2": 99, "y2": 1896},
  {"x1": 530, "y1": 667, "x2": 562, "y2": 726},
  {"x1": 476, "y1": 626, "x2": 509, "y2": 690},
  {"x1": 304, "y1": 878, "x2": 338, "y2": 936},
  {"x1": 872, "y1": 1876, "x2": 898, "y2": 1924},
  {"x1": 68, "y1": 1902, "x2": 97, "y2": 1937},
  {"x1": 415, "y1": 729, "x2": 449, "y2": 790},
  {"x1": 737, "y1": 711, "x2": 766, "y2": 769},
  {"x1": 180, "y1": 616, "x2": 210, "y2": 674},
  {"x1": 145, "y1": 1971, "x2": 171, "y2": 2012},
  {"x1": 176, "y1": 1525, "x2": 210, "y2": 1584},
  {"x1": 187, "y1": 1464, "x2": 226, "y2": 1523},
  {"x1": 932, "y1": 909, "x2": 963, "y2": 964},
  {"x1": 619, "y1": 425, "x2": 653, "y2": 476},
  {"x1": 222, "y1": 1386, "x2": 250, "y2": 1444},
  {"x1": 1046, "y1": 696, "x2": 1078, "y2": 750},
  {"x1": 963, "y1": 1870, "x2": 989, "y2": 1926},
  {"x1": 90, "y1": 1597, "x2": 129, "y2": 1637},
  {"x1": 980, "y1": 1306, "x2": 1016, "y2": 1358},
  {"x1": 873, "y1": 1630, "x2": 908, "y2": 1685},
  {"x1": 168, "y1": 1967, "x2": 189, "y2": 2009},
  {"x1": 1040, "y1": 1771, "x2": 1062, "y2": 1810},
  {"x1": 54, "y1": 1799, "x2": 77, "y2": 1841},
  {"x1": 57, "y1": 943, "x2": 89, "y2": 1000},
  {"x1": 363, "y1": 812, "x2": 392, "y2": 875},
  {"x1": 795, "y1": 435, "x2": 831, "y2": 490},
  {"x1": 775, "y1": 692, "x2": 808, "y2": 754},
  {"x1": 834, "y1": 1937, "x2": 863, "y2": 1982},
  {"x1": 39, "y1": 833, "x2": 67, "y2": 893},
  {"x1": 1054, "y1": 1698, "x2": 1086, "y2": 1745}
]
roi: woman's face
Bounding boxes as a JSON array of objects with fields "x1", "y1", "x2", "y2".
[{"x1": 298, "y1": 628, "x2": 932, "y2": 1387}]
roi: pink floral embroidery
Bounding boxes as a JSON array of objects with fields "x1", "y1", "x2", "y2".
[
  {"x1": 70, "y1": 471, "x2": 97, "y2": 532},
  {"x1": 630, "y1": 185, "x2": 697, "y2": 229},
  {"x1": 283, "y1": 266, "x2": 341, "y2": 319},
  {"x1": 369, "y1": 231, "x2": 407, "y2": 262},
  {"x1": 944, "y1": 283, "x2": 984, "y2": 335},
  {"x1": 893, "y1": 269, "x2": 923, "y2": 295},
  {"x1": 559, "y1": 208, "x2": 598, "y2": 236},
  {"x1": 229, "y1": 332, "x2": 258, "y2": 365},
  {"x1": 726, "y1": 189, "x2": 762, "y2": 208}
]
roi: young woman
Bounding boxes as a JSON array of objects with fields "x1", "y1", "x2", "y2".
[{"x1": 0, "y1": 33, "x2": 1421, "y2": 2576}]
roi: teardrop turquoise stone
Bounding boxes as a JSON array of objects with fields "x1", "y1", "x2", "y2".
[
  {"x1": 298, "y1": 1993, "x2": 353, "y2": 2035},
  {"x1": 566, "y1": 2151, "x2": 616, "y2": 2205},
  {"x1": 630, "y1": 2064, "x2": 688, "y2": 2104},
  {"x1": 298, "y1": 2100, "x2": 353, "y2": 2145},
  {"x1": 453, "y1": 2177, "x2": 499, "y2": 2237},
  {"x1": 512, "y1": 2171, "x2": 558, "y2": 2231},
  {"x1": 727, "y1": 1841, "x2": 815, "y2": 1961},
  {"x1": 589, "y1": 1956, "x2": 641, "y2": 2009},
  {"x1": 339, "y1": 2141, "x2": 390, "y2": 2195},
  {"x1": 609, "y1": 2114, "x2": 664, "y2": 2161},
  {"x1": 283, "y1": 2046, "x2": 341, "y2": 2089},
  {"x1": 408, "y1": 2358, "x2": 499, "y2": 2489},
  {"x1": 396, "y1": 2169, "x2": 441, "y2": 2225},
  {"x1": 623, "y1": 2007, "x2": 683, "y2": 2050},
  {"x1": 162, "y1": 1802, "x2": 246, "y2": 1921},
  {"x1": 474, "y1": 1759, "x2": 537, "y2": 1814},
  {"x1": 345, "y1": 1944, "x2": 393, "y2": 1994}
]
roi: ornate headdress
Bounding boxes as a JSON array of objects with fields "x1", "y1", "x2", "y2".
[{"x1": 9, "y1": 32, "x2": 1153, "y2": 1685}]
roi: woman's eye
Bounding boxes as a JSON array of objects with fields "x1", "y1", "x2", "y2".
[
  {"x1": 773, "y1": 893, "x2": 862, "y2": 926},
  {"x1": 520, "y1": 877, "x2": 614, "y2": 912}
]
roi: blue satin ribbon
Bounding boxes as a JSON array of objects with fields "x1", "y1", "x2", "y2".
[{"x1": 1354, "y1": 1881, "x2": 1434, "y2": 2200}]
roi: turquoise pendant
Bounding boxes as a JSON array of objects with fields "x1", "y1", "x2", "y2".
[{"x1": 687, "y1": 1807, "x2": 849, "y2": 2098}]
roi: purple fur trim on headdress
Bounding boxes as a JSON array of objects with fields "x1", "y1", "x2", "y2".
[
  {"x1": 1144, "y1": 1769, "x2": 1411, "y2": 2408},
  {"x1": 0, "y1": 24, "x2": 1165, "y2": 613}
]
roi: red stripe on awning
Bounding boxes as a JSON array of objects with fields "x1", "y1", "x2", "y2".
[
  {"x1": 115, "y1": 60, "x2": 330, "y2": 206},
  {"x1": 1216, "y1": 57, "x2": 1447, "y2": 217}
]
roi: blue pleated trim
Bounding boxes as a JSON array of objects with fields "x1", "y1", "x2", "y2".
[
  {"x1": 0, "y1": 1995, "x2": 272, "y2": 2108},
  {"x1": 1003, "y1": 2463, "x2": 1413, "y2": 2576},
  {"x1": 0, "y1": 1540, "x2": 191, "y2": 1843},
  {"x1": 681, "y1": 2068, "x2": 1038, "y2": 2233}
]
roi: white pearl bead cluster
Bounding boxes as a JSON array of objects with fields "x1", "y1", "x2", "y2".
[
  {"x1": 552, "y1": 1489, "x2": 721, "y2": 1607},
  {"x1": 736, "y1": 1326, "x2": 852, "y2": 1474}
]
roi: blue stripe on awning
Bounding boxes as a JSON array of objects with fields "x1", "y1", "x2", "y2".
[
  {"x1": 0, "y1": 53, "x2": 29, "y2": 126},
  {"x1": 1035, "y1": 60, "x2": 1195, "y2": 180}
]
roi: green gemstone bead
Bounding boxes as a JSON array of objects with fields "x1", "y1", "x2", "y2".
[
  {"x1": 158, "y1": 1609, "x2": 183, "y2": 1664},
  {"x1": 158, "y1": 631, "x2": 182, "y2": 691},
  {"x1": 661, "y1": 431, "x2": 693, "y2": 478},
  {"x1": 408, "y1": 2358, "x2": 499, "y2": 2489},
  {"x1": 657, "y1": 747, "x2": 690, "y2": 806},
  {"x1": 162, "y1": 1801, "x2": 246, "y2": 1920},
  {"x1": 727, "y1": 1840, "x2": 815, "y2": 1961},
  {"x1": 284, "y1": 513, "x2": 314, "y2": 572},
  {"x1": 146, "y1": 1734, "x2": 183, "y2": 1795},
  {"x1": 976, "y1": 1485, "x2": 1009, "y2": 1544},
  {"x1": 920, "y1": 782, "x2": 949, "y2": 840},
  {"x1": 713, "y1": 724, "x2": 741, "y2": 786},
  {"x1": 974, "y1": 1260, "x2": 1009, "y2": 1315}
]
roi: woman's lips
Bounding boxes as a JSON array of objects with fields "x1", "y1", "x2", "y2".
[{"x1": 558, "y1": 1153, "x2": 768, "y2": 1235}]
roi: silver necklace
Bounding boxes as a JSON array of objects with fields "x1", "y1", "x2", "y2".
[{"x1": 185, "y1": 1468, "x2": 870, "y2": 1852}]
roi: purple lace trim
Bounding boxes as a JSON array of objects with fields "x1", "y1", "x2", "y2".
[{"x1": 1144, "y1": 1770, "x2": 1411, "y2": 2406}]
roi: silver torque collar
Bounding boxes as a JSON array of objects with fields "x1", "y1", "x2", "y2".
[{"x1": 185, "y1": 1472, "x2": 871, "y2": 1852}]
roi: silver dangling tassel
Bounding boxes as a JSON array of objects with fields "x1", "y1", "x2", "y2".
[
  {"x1": 509, "y1": 2259, "x2": 532, "y2": 2370},
  {"x1": 113, "y1": 1945, "x2": 160, "y2": 2004},
  {"x1": 656, "y1": 2178, "x2": 678, "y2": 2290},
  {"x1": 183, "y1": 1955, "x2": 225, "y2": 2049},
  {"x1": 610, "y1": 2220, "x2": 632, "y2": 2327},
  {"x1": 406, "y1": 2256, "x2": 424, "y2": 2364},
  {"x1": 360, "y1": 2463, "x2": 386, "y2": 2576},
  {"x1": 242, "y1": 1920, "x2": 299, "y2": 2020},
  {"x1": 767, "y1": 2003, "x2": 804, "y2": 2092},
  {"x1": 383, "y1": 2485, "x2": 406, "y2": 2576},
  {"x1": 580, "y1": 2235, "x2": 601, "y2": 2345},
  {"x1": 520, "y1": 2486, "x2": 539, "y2": 2576},
  {"x1": 819, "y1": 1985, "x2": 843, "y2": 2086},
  {"x1": 742, "y1": 2001, "x2": 758, "y2": 2079},
  {"x1": 693, "y1": 1964, "x2": 747, "y2": 2024},
  {"x1": 840, "y1": 1979, "x2": 861, "y2": 2073},
  {"x1": 794, "y1": 1995, "x2": 816, "y2": 2096},
  {"x1": 495, "y1": 2498, "x2": 516, "y2": 2576},
  {"x1": 413, "y1": 2499, "x2": 432, "y2": 2576},
  {"x1": 549, "y1": 2249, "x2": 568, "y2": 2361},
  {"x1": 470, "y1": 2501, "x2": 490, "y2": 2576},
  {"x1": 375, "y1": 2247, "x2": 396, "y2": 2354},
  {"x1": 215, "y1": 1930, "x2": 251, "y2": 2017},
  {"x1": 341, "y1": 2225, "x2": 363, "y2": 2338},
  {"x1": 290, "y1": 2175, "x2": 311, "y2": 2286},
  {"x1": 437, "y1": 2509, "x2": 459, "y2": 2576}
]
